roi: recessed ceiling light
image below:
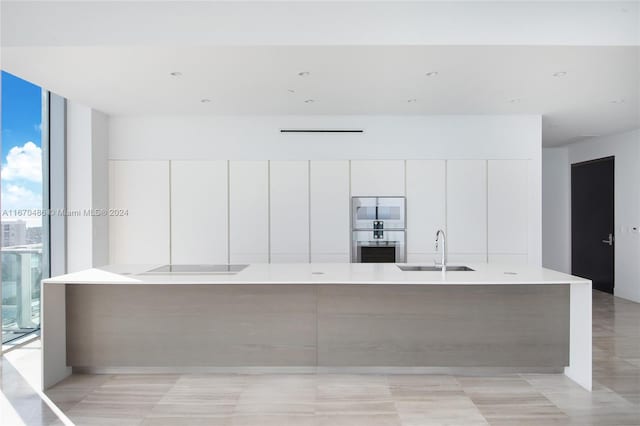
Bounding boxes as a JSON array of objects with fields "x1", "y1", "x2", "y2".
[
  {"x1": 509, "y1": 98, "x2": 522, "y2": 103},
  {"x1": 610, "y1": 98, "x2": 626, "y2": 104},
  {"x1": 304, "y1": 99, "x2": 315, "y2": 104},
  {"x1": 200, "y1": 98, "x2": 211, "y2": 103},
  {"x1": 169, "y1": 71, "x2": 182, "y2": 77},
  {"x1": 407, "y1": 99, "x2": 418, "y2": 103},
  {"x1": 298, "y1": 71, "x2": 311, "y2": 77},
  {"x1": 552, "y1": 71, "x2": 568, "y2": 77},
  {"x1": 425, "y1": 71, "x2": 439, "y2": 77}
]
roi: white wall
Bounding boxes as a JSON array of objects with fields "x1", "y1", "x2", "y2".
[
  {"x1": 543, "y1": 129, "x2": 640, "y2": 303},
  {"x1": 108, "y1": 114, "x2": 543, "y2": 267},
  {"x1": 542, "y1": 147, "x2": 571, "y2": 273},
  {"x1": 570, "y1": 130, "x2": 640, "y2": 303},
  {"x1": 91, "y1": 109, "x2": 109, "y2": 267},
  {"x1": 66, "y1": 101, "x2": 109, "y2": 272},
  {"x1": 66, "y1": 102, "x2": 92, "y2": 272},
  {"x1": 109, "y1": 115, "x2": 541, "y2": 161}
]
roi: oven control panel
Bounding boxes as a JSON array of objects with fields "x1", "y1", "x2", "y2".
[{"x1": 373, "y1": 220, "x2": 384, "y2": 239}]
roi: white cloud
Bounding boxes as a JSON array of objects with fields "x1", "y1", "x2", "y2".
[
  {"x1": 1, "y1": 183, "x2": 43, "y2": 227},
  {"x1": 2, "y1": 183, "x2": 39, "y2": 208},
  {"x1": 2, "y1": 141, "x2": 42, "y2": 183}
]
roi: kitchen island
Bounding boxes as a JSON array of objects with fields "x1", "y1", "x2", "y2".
[{"x1": 41, "y1": 263, "x2": 592, "y2": 391}]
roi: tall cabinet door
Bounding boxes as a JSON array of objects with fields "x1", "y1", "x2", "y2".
[
  {"x1": 229, "y1": 161, "x2": 269, "y2": 263},
  {"x1": 109, "y1": 160, "x2": 170, "y2": 264},
  {"x1": 310, "y1": 161, "x2": 350, "y2": 262},
  {"x1": 351, "y1": 160, "x2": 405, "y2": 196},
  {"x1": 488, "y1": 160, "x2": 529, "y2": 265},
  {"x1": 171, "y1": 161, "x2": 228, "y2": 264},
  {"x1": 270, "y1": 161, "x2": 310, "y2": 263},
  {"x1": 406, "y1": 160, "x2": 446, "y2": 263},
  {"x1": 446, "y1": 160, "x2": 487, "y2": 263}
]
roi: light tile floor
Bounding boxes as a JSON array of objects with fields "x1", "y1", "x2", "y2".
[{"x1": 1, "y1": 290, "x2": 638, "y2": 425}]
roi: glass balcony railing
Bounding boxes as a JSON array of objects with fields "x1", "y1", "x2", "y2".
[
  {"x1": 1, "y1": 72, "x2": 47, "y2": 346},
  {"x1": 1, "y1": 245, "x2": 42, "y2": 344}
]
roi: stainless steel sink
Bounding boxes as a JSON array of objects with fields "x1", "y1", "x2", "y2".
[{"x1": 397, "y1": 265, "x2": 474, "y2": 272}]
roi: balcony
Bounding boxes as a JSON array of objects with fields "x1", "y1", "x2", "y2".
[{"x1": 1, "y1": 244, "x2": 42, "y2": 344}]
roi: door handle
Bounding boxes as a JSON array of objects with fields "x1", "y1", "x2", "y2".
[{"x1": 602, "y1": 233, "x2": 614, "y2": 246}]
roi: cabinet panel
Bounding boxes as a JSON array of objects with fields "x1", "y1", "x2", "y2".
[
  {"x1": 446, "y1": 160, "x2": 487, "y2": 256},
  {"x1": 270, "y1": 161, "x2": 310, "y2": 263},
  {"x1": 407, "y1": 253, "x2": 440, "y2": 264},
  {"x1": 407, "y1": 252, "x2": 485, "y2": 265},
  {"x1": 311, "y1": 253, "x2": 351, "y2": 263},
  {"x1": 406, "y1": 160, "x2": 446, "y2": 257},
  {"x1": 488, "y1": 254, "x2": 529, "y2": 266},
  {"x1": 310, "y1": 161, "x2": 350, "y2": 262},
  {"x1": 171, "y1": 161, "x2": 228, "y2": 264},
  {"x1": 351, "y1": 160, "x2": 405, "y2": 196},
  {"x1": 109, "y1": 160, "x2": 170, "y2": 264},
  {"x1": 229, "y1": 161, "x2": 269, "y2": 263},
  {"x1": 448, "y1": 253, "x2": 488, "y2": 265},
  {"x1": 488, "y1": 160, "x2": 529, "y2": 255}
]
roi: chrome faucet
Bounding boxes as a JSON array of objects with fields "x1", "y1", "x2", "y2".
[{"x1": 435, "y1": 229, "x2": 447, "y2": 272}]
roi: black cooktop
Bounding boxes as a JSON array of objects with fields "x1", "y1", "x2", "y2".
[{"x1": 146, "y1": 264, "x2": 249, "y2": 273}]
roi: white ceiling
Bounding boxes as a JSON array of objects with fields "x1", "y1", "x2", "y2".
[
  {"x1": 2, "y1": 2, "x2": 639, "y2": 146},
  {"x1": 3, "y1": 1, "x2": 638, "y2": 47},
  {"x1": 3, "y1": 45, "x2": 638, "y2": 146}
]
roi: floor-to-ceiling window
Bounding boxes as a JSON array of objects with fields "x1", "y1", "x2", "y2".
[{"x1": 1, "y1": 71, "x2": 49, "y2": 344}]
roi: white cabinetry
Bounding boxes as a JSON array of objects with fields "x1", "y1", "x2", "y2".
[
  {"x1": 229, "y1": 161, "x2": 269, "y2": 263},
  {"x1": 406, "y1": 160, "x2": 446, "y2": 263},
  {"x1": 446, "y1": 160, "x2": 487, "y2": 263},
  {"x1": 171, "y1": 161, "x2": 228, "y2": 264},
  {"x1": 488, "y1": 160, "x2": 529, "y2": 264},
  {"x1": 109, "y1": 160, "x2": 170, "y2": 264},
  {"x1": 108, "y1": 157, "x2": 532, "y2": 267},
  {"x1": 351, "y1": 160, "x2": 405, "y2": 196},
  {"x1": 310, "y1": 161, "x2": 350, "y2": 262},
  {"x1": 270, "y1": 161, "x2": 310, "y2": 263},
  {"x1": 488, "y1": 254, "x2": 529, "y2": 266}
]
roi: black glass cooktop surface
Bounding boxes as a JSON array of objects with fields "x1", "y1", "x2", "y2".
[{"x1": 146, "y1": 264, "x2": 249, "y2": 273}]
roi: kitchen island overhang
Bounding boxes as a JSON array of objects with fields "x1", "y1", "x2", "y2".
[{"x1": 41, "y1": 263, "x2": 592, "y2": 391}]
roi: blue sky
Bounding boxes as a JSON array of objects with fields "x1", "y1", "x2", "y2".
[
  {"x1": 1, "y1": 71, "x2": 44, "y2": 227},
  {"x1": 2, "y1": 71, "x2": 41, "y2": 158}
]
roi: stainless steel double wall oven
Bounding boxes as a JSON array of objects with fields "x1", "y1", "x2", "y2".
[{"x1": 351, "y1": 196, "x2": 406, "y2": 263}]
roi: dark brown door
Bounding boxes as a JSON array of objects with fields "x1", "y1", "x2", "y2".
[{"x1": 571, "y1": 157, "x2": 615, "y2": 294}]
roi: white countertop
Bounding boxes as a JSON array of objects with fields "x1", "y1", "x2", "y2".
[{"x1": 43, "y1": 263, "x2": 591, "y2": 286}]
